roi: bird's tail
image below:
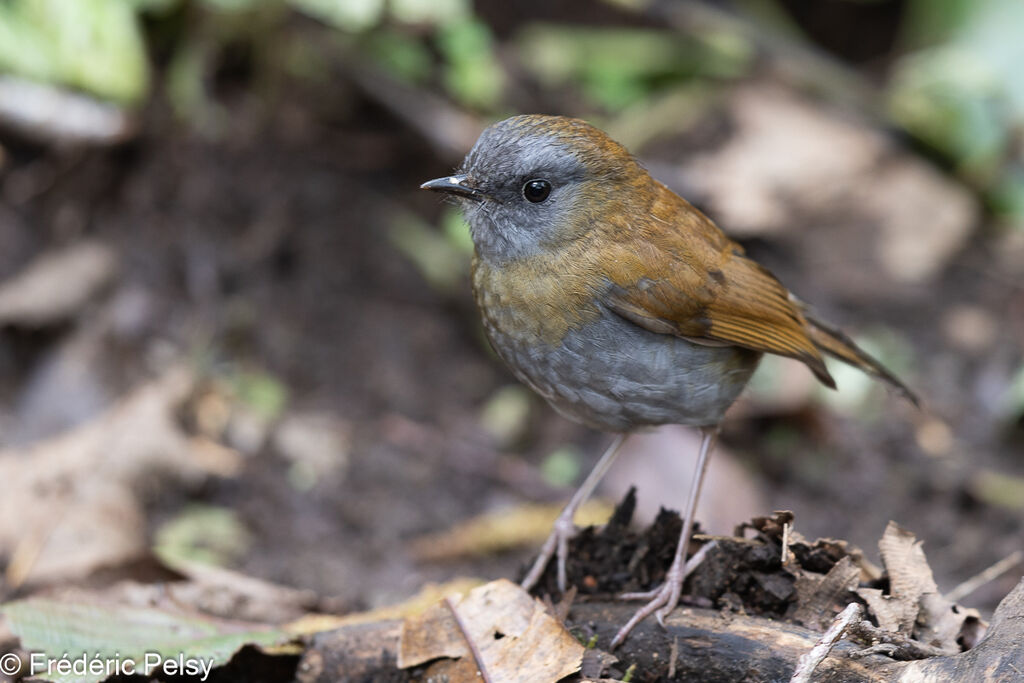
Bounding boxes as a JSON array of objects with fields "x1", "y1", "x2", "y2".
[{"x1": 805, "y1": 315, "x2": 920, "y2": 407}]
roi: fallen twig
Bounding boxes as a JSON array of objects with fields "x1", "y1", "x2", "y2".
[
  {"x1": 945, "y1": 550, "x2": 1023, "y2": 604},
  {"x1": 847, "y1": 620, "x2": 955, "y2": 661},
  {"x1": 789, "y1": 603, "x2": 863, "y2": 683}
]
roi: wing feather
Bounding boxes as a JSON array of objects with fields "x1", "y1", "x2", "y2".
[{"x1": 600, "y1": 183, "x2": 914, "y2": 401}]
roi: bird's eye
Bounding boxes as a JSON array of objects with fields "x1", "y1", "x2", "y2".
[{"x1": 522, "y1": 179, "x2": 552, "y2": 203}]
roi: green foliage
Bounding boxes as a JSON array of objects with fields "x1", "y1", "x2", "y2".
[
  {"x1": 290, "y1": 0, "x2": 384, "y2": 31},
  {"x1": 154, "y1": 504, "x2": 253, "y2": 568},
  {"x1": 901, "y1": 0, "x2": 980, "y2": 48},
  {"x1": 389, "y1": 211, "x2": 471, "y2": 294},
  {"x1": 516, "y1": 25, "x2": 751, "y2": 111},
  {"x1": 441, "y1": 206, "x2": 475, "y2": 255},
  {"x1": 1001, "y1": 363, "x2": 1024, "y2": 421},
  {"x1": 0, "y1": 0, "x2": 149, "y2": 102},
  {"x1": 166, "y1": 39, "x2": 220, "y2": 128},
  {"x1": 889, "y1": 48, "x2": 1008, "y2": 176},
  {"x1": 390, "y1": 0, "x2": 470, "y2": 26},
  {"x1": 437, "y1": 18, "x2": 505, "y2": 109},
  {"x1": 232, "y1": 369, "x2": 289, "y2": 421},
  {"x1": 1, "y1": 597, "x2": 287, "y2": 683},
  {"x1": 541, "y1": 446, "x2": 583, "y2": 489},
  {"x1": 969, "y1": 469, "x2": 1024, "y2": 511},
  {"x1": 989, "y1": 166, "x2": 1024, "y2": 222},
  {"x1": 364, "y1": 30, "x2": 434, "y2": 83},
  {"x1": 480, "y1": 385, "x2": 532, "y2": 445},
  {"x1": 890, "y1": 0, "x2": 1024, "y2": 223}
]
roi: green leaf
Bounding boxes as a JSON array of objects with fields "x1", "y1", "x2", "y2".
[
  {"x1": 988, "y1": 165, "x2": 1024, "y2": 223},
  {"x1": 199, "y1": 0, "x2": 265, "y2": 11},
  {"x1": 232, "y1": 369, "x2": 289, "y2": 420},
  {"x1": 390, "y1": 0, "x2": 469, "y2": 26},
  {"x1": 969, "y1": 469, "x2": 1024, "y2": 511},
  {"x1": 389, "y1": 211, "x2": 470, "y2": 293},
  {"x1": 541, "y1": 446, "x2": 583, "y2": 489},
  {"x1": 889, "y1": 0, "x2": 1024, "y2": 198},
  {"x1": 515, "y1": 25, "x2": 749, "y2": 111},
  {"x1": 289, "y1": 0, "x2": 384, "y2": 31},
  {"x1": 901, "y1": 0, "x2": 977, "y2": 47},
  {"x1": 441, "y1": 206, "x2": 474, "y2": 255},
  {"x1": 888, "y1": 46, "x2": 1007, "y2": 172},
  {"x1": 0, "y1": 0, "x2": 149, "y2": 103},
  {"x1": 1, "y1": 597, "x2": 289, "y2": 683},
  {"x1": 365, "y1": 30, "x2": 434, "y2": 83},
  {"x1": 479, "y1": 385, "x2": 532, "y2": 445},
  {"x1": 436, "y1": 18, "x2": 504, "y2": 109},
  {"x1": 154, "y1": 504, "x2": 252, "y2": 568}
]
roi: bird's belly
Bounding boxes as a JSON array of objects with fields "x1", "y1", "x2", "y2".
[{"x1": 482, "y1": 309, "x2": 761, "y2": 432}]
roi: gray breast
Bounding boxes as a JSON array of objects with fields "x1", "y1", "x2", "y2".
[{"x1": 483, "y1": 307, "x2": 761, "y2": 432}]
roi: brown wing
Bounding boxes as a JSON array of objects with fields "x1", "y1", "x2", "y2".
[{"x1": 601, "y1": 183, "x2": 916, "y2": 403}]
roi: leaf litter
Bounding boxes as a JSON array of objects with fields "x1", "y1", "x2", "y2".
[
  {"x1": 0, "y1": 490, "x2": 1011, "y2": 682},
  {"x1": 526, "y1": 492, "x2": 987, "y2": 664}
]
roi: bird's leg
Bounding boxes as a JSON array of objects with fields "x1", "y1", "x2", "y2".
[
  {"x1": 611, "y1": 427, "x2": 719, "y2": 649},
  {"x1": 521, "y1": 433, "x2": 627, "y2": 592}
]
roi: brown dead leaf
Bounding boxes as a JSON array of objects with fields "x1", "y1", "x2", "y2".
[
  {"x1": 789, "y1": 537, "x2": 882, "y2": 581},
  {"x1": 855, "y1": 587, "x2": 904, "y2": 632},
  {"x1": 410, "y1": 500, "x2": 613, "y2": 561},
  {"x1": 420, "y1": 657, "x2": 482, "y2": 682},
  {"x1": 0, "y1": 366, "x2": 237, "y2": 586},
  {"x1": 736, "y1": 510, "x2": 795, "y2": 540},
  {"x1": 877, "y1": 521, "x2": 936, "y2": 633},
  {"x1": 398, "y1": 579, "x2": 585, "y2": 682},
  {"x1": 867, "y1": 521, "x2": 976, "y2": 653},
  {"x1": 156, "y1": 556, "x2": 317, "y2": 623},
  {"x1": 286, "y1": 577, "x2": 484, "y2": 635},
  {"x1": 793, "y1": 555, "x2": 861, "y2": 630},
  {"x1": 685, "y1": 85, "x2": 888, "y2": 235},
  {"x1": 682, "y1": 85, "x2": 975, "y2": 286},
  {"x1": 0, "y1": 241, "x2": 117, "y2": 326}
]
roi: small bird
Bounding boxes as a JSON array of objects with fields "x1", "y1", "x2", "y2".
[{"x1": 422, "y1": 114, "x2": 916, "y2": 648}]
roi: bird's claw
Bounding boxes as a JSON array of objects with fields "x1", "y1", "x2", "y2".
[
  {"x1": 610, "y1": 580, "x2": 676, "y2": 649},
  {"x1": 610, "y1": 541, "x2": 718, "y2": 649},
  {"x1": 520, "y1": 511, "x2": 579, "y2": 592}
]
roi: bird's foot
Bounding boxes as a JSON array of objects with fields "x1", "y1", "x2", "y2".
[
  {"x1": 611, "y1": 576, "x2": 681, "y2": 649},
  {"x1": 520, "y1": 511, "x2": 578, "y2": 593},
  {"x1": 611, "y1": 540, "x2": 717, "y2": 649}
]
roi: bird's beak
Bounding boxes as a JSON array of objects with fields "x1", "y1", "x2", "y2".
[{"x1": 420, "y1": 174, "x2": 484, "y2": 200}]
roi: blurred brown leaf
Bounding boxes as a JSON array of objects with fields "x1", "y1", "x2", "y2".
[
  {"x1": 397, "y1": 579, "x2": 584, "y2": 682},
  {"x1": 0, "y1": 241, "x2": 117, "y2": 327},
  {"x1": 410, "y1": 500, "x2": 613, "y2": 561},
  {"x1": 0, "y1": 367, "x2": 240, "y2": 587}
]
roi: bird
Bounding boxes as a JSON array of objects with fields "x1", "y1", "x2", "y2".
[{"x1": 421, "y1": 114, "x2": 917, "y2": 648}]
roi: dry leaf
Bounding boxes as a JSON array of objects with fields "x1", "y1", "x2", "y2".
[
  {"x1": 877, "y1": 521, "x2": 936, "y2": 633},
  {"x1": 410, "y1": 500, "x2": 613, "y2": 561},
  {"x1": 855, "y1": 587, "x2": 904, "y2": 633},
  {"x1": 398, "y1": 579, "x2": 585, "y2": 683},
  {"x1": 872, "y1": 521, "x2": 976, "y2": 653},
  {"x1": 156, "y1": 556, "x2": 317, "y2": 623},
  {"x1": 683, "y1": 85, "x2": 975, "y2": 285},
  {"x1": 793, "y1": 555, "x2": 861, "y2": 630},
  {"x1": 0, "y1": 241, "x2": 117, "y2": 326},
  {"x1": 286, "y1": 577, "x2": 484, "y2": 635},
  {"x1": 0, "y1": 367, "x2": 234, "y2": 586}
]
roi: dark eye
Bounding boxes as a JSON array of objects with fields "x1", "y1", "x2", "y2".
[{"x1": 522, "y1": 179, "x2": 552, "y2": 203}]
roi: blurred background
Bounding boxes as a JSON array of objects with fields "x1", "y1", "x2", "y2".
[{"x1": 0, "y1": 0, "x2": 1022, "y2": 621}]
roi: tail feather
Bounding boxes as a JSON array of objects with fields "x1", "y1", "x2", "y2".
[{"x1": 805, "y1": 315, "x2": 920, "y2": 407}]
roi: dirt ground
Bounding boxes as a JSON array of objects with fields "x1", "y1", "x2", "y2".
[{"x1": 1, "y1": 42, "x2": 1022, "y2": 637}]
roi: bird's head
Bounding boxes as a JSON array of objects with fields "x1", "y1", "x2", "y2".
[{"x1": 421, "y1": 115, "x2": 646, "y2": 263}]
